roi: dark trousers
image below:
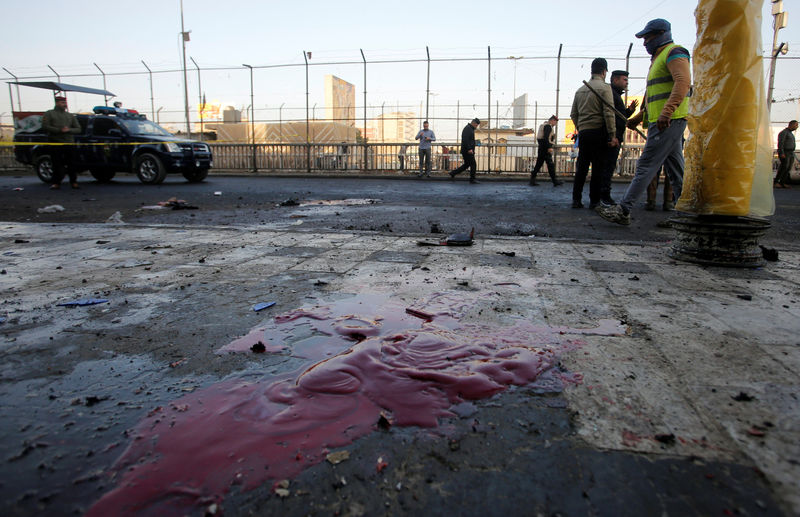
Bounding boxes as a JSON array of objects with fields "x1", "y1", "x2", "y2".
[
  {"x1": 419, "y1": 148, "x2": 432, "y2": 174},
  {"x1": 573, "y1": 128, "x2": 607, "y2": 204},
  {"x1": 49, "y1": 145, "x2": 76, "y2": 185},
  {"x1": 776, "y1": 153, "x2": 795, "y2": 185},
  {"x1": 452, "y1": 152, "x2": 477, "y2": 179},
  {"x1": 398, "y1": 155, "x2": 405, "y2": 170},
  {"x1": 531, "y1": 146, "x2": 557, "y2": 183},
  {"x1": 600, "y1": 145, "x2": 621, "y2": 201}
]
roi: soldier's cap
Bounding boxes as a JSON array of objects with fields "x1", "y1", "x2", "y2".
[
  {"x1": 636, "y1": 18, "x2": 671, "y2": 38},
  {"x1": 611, "y1": 70, "x2": 629, "y2": 78}
]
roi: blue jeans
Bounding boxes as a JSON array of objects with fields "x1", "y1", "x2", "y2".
[{"x1": 620, "y1": 119, "x2": 686, "y2": 213}]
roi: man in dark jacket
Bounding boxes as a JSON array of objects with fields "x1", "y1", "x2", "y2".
[
  {"x1": 42, "y1": 96, "x2": 82, "y2": 189},
  {"x1": 775, "y1": 120, "x2": 797, "y2": 188},
  {"x1": 530, "y1": 115, "x2": 563, "y2": 186},
  {"x1": 449, "y1": 118, "x2": 481, "y2": 184},
  {"x1": 596, "y1": 70, "x2": 638, "y2": 207}
]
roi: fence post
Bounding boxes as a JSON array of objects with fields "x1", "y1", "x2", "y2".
[
  {"x1": 141, "y1": 61, "x2": 155, "y2": 121},
  {"x1": 360, "y1": 48, "x2": 367, "y2": 171},
  {"x1": 303, "y1": 50, "x2": 310, "y2": 172},
  {"x1": 554, "y1": 43, "x2": 563, "y2": 170},
  {"x1": 487, "y1": 46, "x2": 491, "y2": 174},
  {"x1": 2, "y1": 68, "x2": 22, "y2": 112}
]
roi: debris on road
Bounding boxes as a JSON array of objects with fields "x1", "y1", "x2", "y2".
[
  {"x1": 326, "y1": 450, "x2": 350, "y2": 465},
  {"x1": 759, "y1": 245, "x2": 779, "y2": 261},
  {"x1": 405, "y1": 307, "x2": 434, "y2": 321},
  {"x1": 279, "y1": 198, "x2": 300, "y2": 207},
  {"x1": 253, "y1": 302, "x2": 276, "y2": 312},
  {"x1": 106, "y1": 211, "x2": 124, "y2": 224},
  {"x1": 214, "y1": 191, "x2": 222, "y2": 196},
  {"x1": 444, "y1": 227, "x2": 475, "y2": 246},
  {"x1": 732, "y1": 391, "x2": 755, "y2": 402},
  {"x1": 497, "y1": 251, "x2": 516, "y2": 257},
  {"x1": 37, "y1": 205, "x2": 64, "y2": 214},
  {"x1": 56, "y1": 298, "x2": 109, "y2": 307},
  {"x1": 250, "y1": 341, "x2": 267, "y2": 353},
  {"x1": 376, "y1": 456, "x2": 388, "y2": 473},
  {"x1": 273, "y1": 479, "x2": 290, "y2": 498},
  {"x1": 737, "y1": 294, "x2": 753, "y2": 301}
]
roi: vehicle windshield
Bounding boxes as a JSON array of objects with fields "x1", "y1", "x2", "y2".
[{"x1": 119, "y1": 119, "x2": 173, "y2": 137}]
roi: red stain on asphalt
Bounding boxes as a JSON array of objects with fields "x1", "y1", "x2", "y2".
[{"x1": 88, "y1": 292, "x2": 625, "y2": 516}]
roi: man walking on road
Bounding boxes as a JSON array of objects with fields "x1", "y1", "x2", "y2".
[
  {"x1": 596, "y1": 18, "x2": 691, "y2": 225},
  {"x1": 415, "y1": 121, "x2": 436, "y2": 177},
  {"x1": 42, "y1": 95, "x2": 82, "y2": 190},
  {"x1": 450, "y1": 118, "x2": 481, "y2": 184},
  {"x1": 570, "y1": 58, "x2": 619, "y2": 208},
  {"x1": 599, "y1": 70, "x2": 638, "y2": 206},
  {"x1": 775, "y1": 120, "x2": 797, "y2": 189},
  {"x1": 530, "y1": 115, "x2": 563, "y2": 187}
]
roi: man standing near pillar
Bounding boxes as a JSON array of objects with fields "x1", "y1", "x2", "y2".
[
  {"x1": 597, "y1": 70, "x2": 638, "y2": 207},
  {"x1": 597, "y1": 18, "x2": 691, "y2": 225},
  {"x1": 530, "y1": 115, "x2": 563, "y2": 186},
  {"x1": 774, "y1": 120, "x2": 797, "y2": 189},
  {"x1": 450, "y1": 118, "x2": 481, "y2": 184},
  {"x1": 570, "y1": 58, "x2": 619, "y2": 208}
]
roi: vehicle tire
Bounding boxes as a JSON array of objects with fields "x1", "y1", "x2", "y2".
[
  {"x1": 90, "y1": 168, "x2": 116, "y2": 182},
  {"x1": 182, "y1": 168, "x2": 209, "y2": 182},
  {"x1": 134, "y1": 153, "x2": 167, "y2": 184},
  {"x1": 33, "y1": 154, "x2": 54, "y2": 183}
]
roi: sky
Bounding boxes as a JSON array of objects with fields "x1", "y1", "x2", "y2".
[{"x1": 1, "y1": 0, "x2": 798, "y2": 139}]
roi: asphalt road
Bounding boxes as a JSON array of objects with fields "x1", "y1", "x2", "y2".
[{"x1": 3, "y1": 171, "x2": 798, "y2": 249}]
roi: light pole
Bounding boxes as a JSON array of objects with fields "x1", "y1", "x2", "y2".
[
  {"x1": 767, "y1": 0, "x2": 789, "y2": 113},
  {"x1": 190, "y1": 57, "x2": 203, "y2": 141},
  {"x1": 243, "y1": 64, "x2": 256, "y2": 172},
  {"x1": 156, "y1": 106, "x2": 164, "y2": 124},
  {"x1": 179, "y1": 0, "x2": 191, "y2": 136}
]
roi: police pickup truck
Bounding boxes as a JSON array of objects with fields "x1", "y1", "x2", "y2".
[{"x1": 14, "y1": 106, "x2": 213, "y2": 184}]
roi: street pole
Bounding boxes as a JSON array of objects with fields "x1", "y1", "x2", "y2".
[
  {"x1": 180, "y1": 0, "x2": 191, "y2": 136},
  {"x1": 767, "y1": 1, "x2": 788, "y2": 114},
  {"x1": 243, "y1": 64, "x2": 256, "y2": 172},
  {"x1": 487, "y1": 46, "x2": 491, "y2": 173},
  {"x1": 190, "y1": 57, "x2": 203, "y2": 141},
  {"x1": 555, "y1": 43, "x2": 563, "y2": 164},
  {"x1": 141, "y1": 61, "x2": 155, "y2": 120},
  {"x1": 279, "y1": 102, "x2": 284, "y2": 169}
]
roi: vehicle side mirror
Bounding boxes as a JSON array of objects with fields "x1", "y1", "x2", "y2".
[{"x1": 108, "y1": 129, "x2": 122, "y2": 137}]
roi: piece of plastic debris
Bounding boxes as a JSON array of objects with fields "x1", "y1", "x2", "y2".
[
  {"x1": 157, "y1": 197, "x2": 198, "y2": 210},
  {"x1": 279, "y1": 198, "x2": 300, "y2": 206},
  {"x1": 169, "y1": 358, "x2": 187, "y2": 368},
  {"x1": 496, "y1": 251, "x2": 516, "y2": 257},
  {"x1": 326, "y1": 450, "x2": 350, "y2": 465},
  {"x1": 405, "y1": 307, "x2": 434, "y2": 321},
  {"x1": 253, "y1": 301, "x2": 276, "y2": 312},
  {"x1": 0, "y1": 317, "x2": 5, "y2": 324},
  {"x1": 57, "y1": 298, "x2": 109, "y2": 307},
  {"x1": 214, "y1": 191, "x2": 222, "y2": 196},
  {"x1": 737, "y1": 294, "x2": 752, "y2": 301},
  {"x1": 273, "y1": 479, "x2": 290, "y2": 497},
  {"x1": 376, "y1": 456, "x2": 388, "y2": 473},
  {"x1": 14, "y1": 239, "x2": 29, "y2": 243},
  {"x1": 106, "y1": 211, "x2": 124, "y2": 224},
  {"x1": 377, "y1": 413, "x2": 392, "y2": 430},
  {"x1": 37, "y1": 205, "x2": 64, "y2": 214},
  {"x1": 732, "y1": 391, "x2": 755, "y2": 402},
  {"x1": 251, "y1": 342, "x2": 266, "y2": 353},
  {"x1": 653, "y1": 433, "x2": 676, "y2": 445}
]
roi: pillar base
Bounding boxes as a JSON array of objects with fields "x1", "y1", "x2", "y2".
[{"x1": 668, "y1": 215, "x2": 771, "y2": 268}]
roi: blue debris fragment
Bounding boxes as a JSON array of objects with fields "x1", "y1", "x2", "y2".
[
  {"x1": 252, "y1": 301, "x2": 276, "y2": 312},
  {"x1": 0, "y1": 317, "x2": 5, "y2": 324},
  {"x1": 57, "y1": 298, "x2": 109, "y2": 307}
]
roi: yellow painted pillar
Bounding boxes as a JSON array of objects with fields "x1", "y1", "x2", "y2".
[{"x1": 677, "y1": 0, "x2": 775, "y2": 217}]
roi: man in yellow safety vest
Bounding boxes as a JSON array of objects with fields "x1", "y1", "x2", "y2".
[{"x1": 596, "y1": 18, "x2": 691, "y2": 225}]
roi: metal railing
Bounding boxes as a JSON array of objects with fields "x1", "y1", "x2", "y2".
[{"x1": 0, "y1": 141, "x2": 646, "y2": 178}]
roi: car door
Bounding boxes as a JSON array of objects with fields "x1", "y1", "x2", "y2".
[{"x1": 88, "y1": 117, "x2": 126, "y2": 169}]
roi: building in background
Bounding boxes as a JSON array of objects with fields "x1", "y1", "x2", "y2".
[
  {"x1": 512, "y1": 94, "x2": 527, "y2": 128},
  {"x1": 324, "y1": 75, "x2": 356, "y2": 127},
  {"x1": 374, "y1": 111, "x2": 417, "y2": 142}
]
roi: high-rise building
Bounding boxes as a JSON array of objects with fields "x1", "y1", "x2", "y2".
[
  {"x1": 374, "y1": 111, "x2": 417, "y2": 142},
  {"x1": 324, "y1": 75, "x2": 356, "y2": 127}
]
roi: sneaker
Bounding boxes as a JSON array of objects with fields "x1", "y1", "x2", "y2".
[
  {"x1": 645, "y1": 200, "x2": 656, "y2": 211},
  {"x1": 469, "y1": 179, "x2": 480, "y2": 184},
  {"x1": 663, "y1": 202, "x2": 675, "y2": 211},
  {"x1": 529, "y1": 180, "x2": 539, "y2": 186},
  {"x1": 553, "y1": 180, "x2": 564, "y2": 186},
  {"x1": 596, "y1": 204, "x2": 631, "y2": 225},
  {"x1": 571, "y1": 200, "x2": 584, "y2": 209},
  {"x1": 448, "y1": 171, "x2": 457, "y2": 180}
]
